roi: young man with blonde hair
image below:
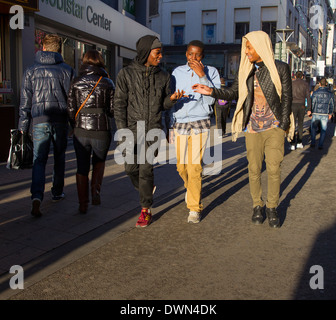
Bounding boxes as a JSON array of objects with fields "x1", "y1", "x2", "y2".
[
  {"x1": 19, "y1": 34, "x2": 74, "y2": 217},
  {"x1": 193, "y1": 31, "x2": 293, "y2": 228}
]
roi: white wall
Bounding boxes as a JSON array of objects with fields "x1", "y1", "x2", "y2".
[{"x1": 151, "y1": 0, "x2": 289, "y2": 45}]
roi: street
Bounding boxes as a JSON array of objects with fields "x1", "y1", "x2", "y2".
[{"x1": 0, "y1": 117, "x2": 335, "y2": 301}]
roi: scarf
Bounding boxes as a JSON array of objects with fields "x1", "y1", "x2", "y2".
[{"x1": 231, "y1": 30, "x2": 294, "y2": 142}]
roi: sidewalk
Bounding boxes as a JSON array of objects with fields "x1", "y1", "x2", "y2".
[
  {"x1": 0, "y1": 123, "x2": 239, "y2": 276},
  {"x1": 1, "y1": 118, "x2": 336, "y2": 300}
]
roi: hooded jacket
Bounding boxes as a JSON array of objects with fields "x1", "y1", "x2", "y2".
[
  {"x1": 114, "y1": 35, "x2": 175, "y2": 132},
  {"x1": 211, "y1": 31, "x2": 293, "y2": 141},
  {"x1": 18, "y1": 51, "x2": 74, "y2": 132},
  {"x1": 67, "y1": 64, "x2": 115, "y2": 133}
]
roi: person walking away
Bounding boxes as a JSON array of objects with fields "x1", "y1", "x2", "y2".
[
  {"x1": 67, "y1": 50, "x2": 115, "y2": 214},
  {"x1": 18, "y1": 34, "x2": 74, "y2": 217},
  {"x1": 307, "y1": 77, "x2": 334, "y2": 150},
  {"x1": 114, "y1": 35, "x2": 184, "y2": 228},
  {"x1": 167, "y1": 40, "x2": 221, "y2": 223},
  {"x1": 215, "y1": 78, "x2": 231, "y2": 138},
  {"x1": 332, "y1": 83, "x2": 336, "y2": 137},
  {"x1": 290, "y1": 71, "x2": 311, "y2": 150},
  {"x1": 192, "y1": 31, "x2": 293, "y2": 228}
]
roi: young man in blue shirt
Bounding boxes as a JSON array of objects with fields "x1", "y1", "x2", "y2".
[{"x1": 168, "y1": 40, "x2": 221, "y2": 223}]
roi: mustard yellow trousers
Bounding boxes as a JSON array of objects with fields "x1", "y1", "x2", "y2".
[{"x1": 174, "y1": 129, "x2": 209, "y2": 213}]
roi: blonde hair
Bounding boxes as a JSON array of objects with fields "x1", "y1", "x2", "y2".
[{"x1": 42, "y1": 34, "x2": 62, "y2": 53}]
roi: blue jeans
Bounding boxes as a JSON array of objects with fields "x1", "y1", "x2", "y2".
[
  {"x1": 310, "y1": 114, "x2": 328, "y2": 147},
  {"x1": 31, "y1": 122, "x2": 68, "y2": 201}
]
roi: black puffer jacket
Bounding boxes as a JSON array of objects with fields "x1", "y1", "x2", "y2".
[
  {"x1": 67, "y1": 64, "x2": 115, "y2": 131},
  {"x1": 212, "y1": 60, "x2": 292, "y2": 131},
  {"x1": 18, "y1": 51, "x2": 74, "y2": 132},
  {"x1": 114, "y1": 35, "x2": 174, "y2": 132}
]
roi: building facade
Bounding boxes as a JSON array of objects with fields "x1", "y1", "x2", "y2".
[
  {"x1": 149, "y1": 0, "x2": 335, "y2": 85},
  {"x1": 0, "y1": 0, "x2": 158, "y2": 161}
]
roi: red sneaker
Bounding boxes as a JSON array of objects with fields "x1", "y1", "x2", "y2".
[{"x1": 136, "y1": 208, "x2": 152, "y2": 228}]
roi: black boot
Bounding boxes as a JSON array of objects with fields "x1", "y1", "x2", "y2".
[
  {"x1": 266, "y1": 207, "x2": 280, "y2": 228},
  {"x1": 251, "y1": 205, "x2": 264, "y2": 225},
  {"x1": 76, "y1": 174, "x2": 89, "y2": 214},
  {"x1": 91, "y1": 162, "x2": 105, "y2": 205},
  {"x1": 31, "y1": 199, "x2": 42, "y2": 217}
]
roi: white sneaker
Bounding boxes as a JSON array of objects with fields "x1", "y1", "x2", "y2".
[
  {"x1": 218, "y1": 135, "x2": 223, "y2": 139},
  {"x1": 188, "y1": 211, "x2": 200, "y2": 223},
  {"x1": 296, "y1": 143, "x2": 303, "y2": 149},
  {"x1": 290, "y1": 145, "x2": 295, "y2": 151}
]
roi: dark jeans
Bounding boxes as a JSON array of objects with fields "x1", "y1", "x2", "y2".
[
  {"x1": 31, "y1": 122, "x2": 68, "y2": 201},
  {"x1": 291, "y1": 103, "x2": 306, "y2": 144},
  {"x1": 215, "y1": 105, "x2": 230, "y2": 134},
  {"x1": 73, "y1": 133, "x2": 111, "y2": 176}
]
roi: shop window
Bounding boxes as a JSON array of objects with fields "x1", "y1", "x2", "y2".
[
  {"x1": 34, "y1": 30, "x2": 111, "y2": 80},
  {"x1": 0, "y1": 16, "x2": 13, "y2": 105},
  {"x1": 62, "y1": 38, "x2": 76, "y2": 70}
]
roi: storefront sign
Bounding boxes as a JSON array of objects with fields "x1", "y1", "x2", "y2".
[
  {"x1": 37, "y1": 0, "x2": 158, "y2": 50},
  {"x1": 40, "y1": 0, "x2": 112, "y2": 30}
]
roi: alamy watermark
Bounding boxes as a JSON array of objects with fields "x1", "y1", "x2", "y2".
[
  {"x1": 309, "y1": 265, "x2": 324, "y2": 290},
  {"x1": 309, "y1": 4, "x2": 324, "y2": 30},
  {"x1": 114, "y1": 124, "x2": 223, "y2": 176},
  {"x1": 9, "y1": 265, "x2": 24, "y2": 290},
  {"x1": 8, "y1": 263, "x2": 325, "y2": 291},
  {"x1": 9, "y1": 5, "x2": 24, "y2": 30}
]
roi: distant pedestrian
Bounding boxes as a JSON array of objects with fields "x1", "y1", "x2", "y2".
[
  {"x1": 114, "y1": 35, "x2": 184, "y2": 228},
  {"x1": 18, "y1": 34, "x2": 74, "y2": 217},
  {"x1": 193, "y1": 31, "x2": 293, "y2": 228},
  {"x1": 307, "y1": 77, "x2": 334, "y2": 150},
  {"x1": 290, "y1": 71, "x2": 311, "y2": 150},
  {"x1": 215, "y1": 78, "x2": 231, "y2": 138},
  {"x1": 333, "y1": 84, "x2": 336, "y2": 137},
  {"x1": 67, "y1": 50, "x2": 115, "y2": 214},
  {"x1": 167, "y1": 40, "x2": 221, "y2": 223}
]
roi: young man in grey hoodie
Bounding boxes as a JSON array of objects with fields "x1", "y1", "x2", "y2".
[{"x1": 114, "y1": 35, "x2": 184, "y2": 227}]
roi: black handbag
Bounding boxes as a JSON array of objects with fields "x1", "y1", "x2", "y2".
[{"x1": 6, "y1": 129, "x2": 34, "y2": 170}]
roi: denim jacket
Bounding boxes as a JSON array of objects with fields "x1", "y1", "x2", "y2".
[{"x1": 311, "y1": 87, "x2": 334, "y2": 115}]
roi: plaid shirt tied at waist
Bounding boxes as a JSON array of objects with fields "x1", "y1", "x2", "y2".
[{"x1": 173, "y1": 119, "x2": 211, "y2": 135}]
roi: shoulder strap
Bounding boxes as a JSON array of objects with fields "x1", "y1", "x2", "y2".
[{"x1": 75, "y1": 76, "x2": 103, "y2": 120}]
